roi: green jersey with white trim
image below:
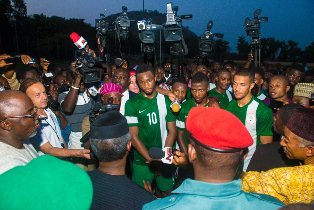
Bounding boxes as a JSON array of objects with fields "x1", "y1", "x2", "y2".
[
  {"x1": 125, "y1": 92, "x2": 176, "y2": 164},
  {"x1": 227, "y1": 96, "x2": 273, "y2": 171},
  {"x1": 226, "y1": 97, "x2": 273, "y2": 142},
  {"x1": 176, "y1": 98, "x2": 212, "y2": 146},
  {"x1": 208, "y1": 88, "x2": 233, "y2": 109}
]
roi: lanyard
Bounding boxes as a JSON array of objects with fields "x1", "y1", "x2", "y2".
[{"x1": 44, "y1": 110, "x2": 65, "y2": 148}]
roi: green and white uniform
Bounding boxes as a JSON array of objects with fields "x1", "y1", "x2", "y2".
[
  {"x1": 227, "y1": 97, "x2": 273, "y2": 171},
  {"x1": 125, "y1": 92, "x2": 176, "y2": 191},
  {"x1": 208, "y1": 88, "x2": 233, "y2": 109},
  {"x1": 176, "y1": 98, "x2": 211, "y2": 147}
]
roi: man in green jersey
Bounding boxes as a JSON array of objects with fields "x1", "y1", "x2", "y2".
[
  {"x1": 208, "y1": 69, "x2": 233, "y2": 109},
  {"x1": 226, "y1": 69, "x2": 273, "y2": 171},
  {"x1": 124, "y1": 64, "x2": 177, "y2": 192},
  {"x1": 176, "y1": 72, "x2": 219, "y2": 154}
]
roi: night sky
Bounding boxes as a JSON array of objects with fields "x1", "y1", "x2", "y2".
[{"x1": 24, "y1": 0, "x2": 314, "y2": 52}]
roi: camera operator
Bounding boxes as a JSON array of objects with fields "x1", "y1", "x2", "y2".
[
  {"x1": 58, "y1": 69, "x2": 94, "y2": 150},
  {"x1": 81, "y1": 81, "x2": 123, "y2": 136}
]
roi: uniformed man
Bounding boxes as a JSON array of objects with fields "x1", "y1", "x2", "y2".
[
  {"x1": 143, "y1": 107, "x2": 283, "y2": 210},
  {"x1": 227, "y1": 69, "x2": 273, "y2": 171},
  {"x1": 124, "y1": 64, "x2": 177, "y2": 192},
  {"x1": 176, "y1": 72, "x2": 219, "y2": 154},
  {"x1": 207, "y1": 69, "x2": 233, "y2": 109}
]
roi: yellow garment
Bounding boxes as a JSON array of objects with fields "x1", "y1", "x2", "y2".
[
  {"x1": 2, "y1": 72, "x2": 20, "y2": 90},
  {"x1": 242, "y1": 164, "x2": 314, "y2": 204}
]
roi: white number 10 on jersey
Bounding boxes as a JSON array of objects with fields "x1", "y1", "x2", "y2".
[{"x1": 147, "y1": 112, "x2": 157, "y2": 125}]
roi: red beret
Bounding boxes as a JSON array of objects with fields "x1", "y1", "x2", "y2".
[{"x1": 186, "y1": 107, "x2": 253, "y2": 150}]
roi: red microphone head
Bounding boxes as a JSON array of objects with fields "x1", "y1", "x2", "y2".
[{"x1": 70, "y1": 32, "x2": 87, "y2": 49}]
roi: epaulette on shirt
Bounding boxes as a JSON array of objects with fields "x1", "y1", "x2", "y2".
[
  {"x1": 143, "y1": 194, "x2": 183, "y2": 210},
  {"x1": 247, "y1": 192, "x2": 284, "y2": 206}
]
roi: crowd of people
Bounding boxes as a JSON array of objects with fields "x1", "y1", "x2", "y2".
[{"x1": 0, "y1": 52, "x2": 313, "y2": 209}]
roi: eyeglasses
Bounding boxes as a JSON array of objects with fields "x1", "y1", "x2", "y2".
[{"x1": 1, "y1": 108, "x2": 38, "y2": 122}]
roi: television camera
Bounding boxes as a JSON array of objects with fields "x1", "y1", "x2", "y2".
[
  {"x1": 114, "y1": 6, "x2": 131, "y2": 41},
  {"x1": 95, "y1": 11, "x2": 112, "y2": 61},
  {"x1": 244, "y1": 9, "x2": 268, "y2": 42},
  {"x1": 137, "y1": 19, "x2": 161, "y2": 64},
  {"x1": 199, "y1": 20, "x2": 224, "y2": 57},
  {"x1": 163, "y1": 3, "x2": 191, "y2": 56},
  {"x1": 244, "y1": 9, "x2": 268, "y2": 67}
]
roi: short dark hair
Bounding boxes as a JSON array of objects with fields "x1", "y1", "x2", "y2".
[
  {"x1": 191, "y1": 72, "x2": 208, "y2": 84},
  {"x1": 251, "y1": 67, "x2": 265, "y2": 80},
  {"x1": 269, "y1": 75, "x2": 289, "y2": 86},
  {"x1": 234, "y1": 69, "x2": 254, "y2": 83},
  {"x1": 191, "y1": 138, "x2": 242, "y2": 172},
  {"x1": 216, "y1": 69, "x2": 231, "y2": 77},
  {"x1": 19, "y1": 78, "x2": 42, "y2": 93},
  {"x1": 172, "y1": 78, "x2": 187, "y2": 87},
  {"x1": 136, "y1": 64, "x2": 155, "y2": 77},
  {"x1": 90, "y1": 133, "x2": 130, "y2": 162}
]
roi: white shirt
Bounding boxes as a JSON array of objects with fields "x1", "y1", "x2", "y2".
[
  {"x1": 34, "y1": 108, "x2": 65, "y2": 154},
  {"x1": 120, "y1": 89, "x2": 130, "y2": 116},
  {"x1": 0, "y1": 141, "x2": 38, "y2": 174}
]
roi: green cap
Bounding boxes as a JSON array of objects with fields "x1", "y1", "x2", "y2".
[{"x1": 0, "y1": 155, "x2": 92, "y2": 210}]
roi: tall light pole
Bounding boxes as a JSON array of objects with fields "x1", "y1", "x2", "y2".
[{"x1": 143, "y1": 0, "x2": 145, "y2": 12}]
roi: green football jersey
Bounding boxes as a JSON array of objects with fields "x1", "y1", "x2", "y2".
[
  {"x1": 226, "y1": 97, "x2": 273, "y2": 144},
  {"x1": 176, "y1": 98, "x2": 212, "y2": 146},
  {"x1": 208, "y1": 88, "x2": 233, "y2": 109},
  {"x1": 125, "y1": 92, "x2": 176, "y2": 164}
]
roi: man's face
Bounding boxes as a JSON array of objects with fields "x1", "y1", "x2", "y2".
[
  {"x1": 192, "y1": 65, "x2": 207, "y2": 77},
  {"x1": 172, "y1": 82, "x2": 187, "y2": 103},
  {"x1": 155, "y1": 67, "x2": 165, "y2": 82},
  {"x1": 254, "y1": 73, "x2": 264, "y2": 87},
  {"x1": 7, "y1": 96, "x2": 39, "y2": 140},
  {"x1": 268, "y1": 78, "x2": 289, "y2": 100},
  {"x1": 216, "y1": 72, "x2": 231, "y2": 91},
  {"x1": 232, "y1": 75, "x2": 254, "y2": 100},
  {"x1": 212, "y1": 62, "x2": 221, "y2": 72},
  {"x1": 137, "y1": 71, "x2": 156, "y2": 97},
  {"x1": 101, "y1": 92, "x2": 122, "y2": 105},
  {"x1": 287, "y1": 69, "x2": 303, "y2": 86},
  {"x1": 280, "y1": 126, "x2": 307, "y2": 160},
  {"x1": 54, "y1": 75, "x2": 69, "y2": 86},
  {"x1": 25, "y1": 82, "x2": 48, "y2": 109},
  {"x1": 114, "y1": 69, "x2": 129, "y2": 90},
  {"x1": 191, "y1": 81, "x2": 208, "y2": 104}
]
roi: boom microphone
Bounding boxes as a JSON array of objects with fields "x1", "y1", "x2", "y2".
[{"x1": 70, "y1": 32, "x2": 87, "y2": 49}]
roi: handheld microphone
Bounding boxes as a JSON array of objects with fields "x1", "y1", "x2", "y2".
[
  {"x1": 149, "y1": 147, "x2": 165, "y2": 159},
  {"x1": 70, "y1": 32, "x2": 87, "y2": 49}
]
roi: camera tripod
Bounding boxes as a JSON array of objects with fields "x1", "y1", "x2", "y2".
[{"x1": 251, "y1": 38, "x2": 261, "y2": 67}]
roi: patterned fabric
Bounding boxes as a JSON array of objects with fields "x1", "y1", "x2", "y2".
[{"x1": 242, "y1": 164, "x2": 314, "y2": 204}]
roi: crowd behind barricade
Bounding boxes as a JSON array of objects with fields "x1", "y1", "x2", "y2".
[{"x1": 0, "y1": 52, "x2": 313, "y2": 210}]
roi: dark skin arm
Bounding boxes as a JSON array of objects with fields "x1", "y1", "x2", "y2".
[
  {"x1": 177, "y1": 129, "x2": 188, "y2": 154},
  {"x1": 164, "y1": 121, "x2": 177, "y2": 148},
  {"x1": 54, "y1": 111, "x2": 68, "y2": 130},
  {"x1": 61, "y1": 72, "x2": 81, "y2": 114},
  {"x1": 129, "y1": 126, "x2": 152, "y2": 162}
]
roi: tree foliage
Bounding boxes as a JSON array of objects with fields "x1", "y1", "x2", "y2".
[{"x1": 0, "y1": 0, "x2": 313, "y2": 63}]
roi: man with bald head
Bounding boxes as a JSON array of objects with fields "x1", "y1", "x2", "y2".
[{"x1": 0, "y1": 90, "x2": 39, "y2": 174}]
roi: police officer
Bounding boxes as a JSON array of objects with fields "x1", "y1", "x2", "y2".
[{"x1": 143, "y1": 107, "x2": 283, "y2": 209}]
